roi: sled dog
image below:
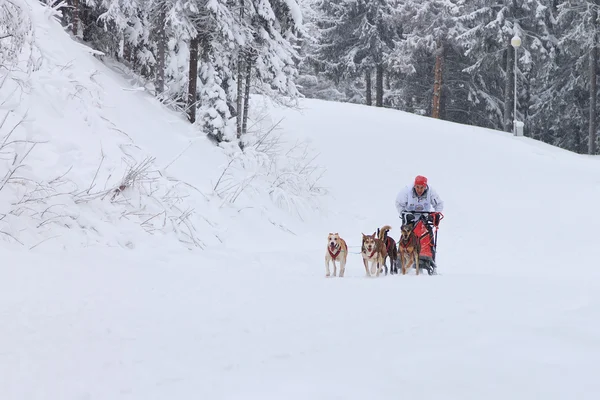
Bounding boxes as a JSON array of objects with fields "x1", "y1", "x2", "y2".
[
  {"x1": 325, "y1": 232, "x2": 348, "y2": 277},
  {"x1": 361, "y1": 232, "x2": 387, "y2": 277},
  {"x1": 398, "y1": 222, "x2": 421, "y2": 275},
  {"x1": 378, "y1": 225, "x2": 399, "y2": 275}
]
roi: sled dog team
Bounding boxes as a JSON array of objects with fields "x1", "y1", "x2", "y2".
[
  {"x1": 325, "y1": 174, "x2": 444, "y2": 278},
  {"x1": 325, "y1": 224, "x2": 420, "y2": 278}
]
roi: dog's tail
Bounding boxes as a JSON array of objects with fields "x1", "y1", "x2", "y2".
[{"x1": 379, "y1": 225, "x2": 392, "y2": 241}]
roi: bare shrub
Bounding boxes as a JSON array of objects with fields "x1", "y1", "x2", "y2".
[
  {"x1": 0, "y1": 1, "x2": 210, "y2": 250},
  {"x1": 213, "y1": 115, "x2": 327, "y2": 220}
]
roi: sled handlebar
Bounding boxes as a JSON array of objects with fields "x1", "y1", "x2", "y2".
[
  {"x1": 400, "y1": 211, "x2": 444, "y2": 227},
  {"x1": 400, "y1": 211, "x2": 444, "y2": 218}
]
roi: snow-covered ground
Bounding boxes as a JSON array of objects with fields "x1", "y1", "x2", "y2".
[{"x1": 2, "y1": 1, "x2": 600, "y2": 399}]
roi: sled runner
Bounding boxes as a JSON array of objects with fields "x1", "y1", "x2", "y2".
[{"x1": 400, "y1": 211, "x2": 444, "y2": 275}]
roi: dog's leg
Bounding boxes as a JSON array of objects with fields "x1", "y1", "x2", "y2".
[
  {"x1": 339, "y1": 256, "x2": 346, "y2": 278},
  {"x1": 325, "y1": 256, "x2": 331, "y2": 277},
  {"x1": 363, "y1": 258, "x2": 370, "y2": 277},
  {"x1": 370, "y1": 260, "x2": 377, "y2": 276},
  {"x1": 400, "y1": 253, "x2": 404, "y2": 275},
  {"x1": 332, "y1": 260, "x2": 337, "y2": 277},
  {"x1": 384, "y1": 255, "x2": 389, "y2": 275},
  {"x1": 415, "y1": 254, "x2": 420, "y2": 276}
]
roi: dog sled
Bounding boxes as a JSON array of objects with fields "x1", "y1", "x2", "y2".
[{"x1": 400, "y1": 211, "x2": 444, "y2": 275}]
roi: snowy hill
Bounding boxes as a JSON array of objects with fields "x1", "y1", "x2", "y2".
[
  {"x1": 2, "y1": 1, "x2": 600, "y2": 399},
  {"x1": 268, "y1": 99, "x2": 600, "y2": 277},
  {"x1": 1, "y1": 0, "x2": 321, "y2": 252}
]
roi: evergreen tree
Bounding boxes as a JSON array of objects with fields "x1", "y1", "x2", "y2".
[
  {"x1": 397, "y1": 0, "x2": 463, "y2": 118},
  {"x1": 545, "y1": 0, "x2": 600, "y2": 154},
  {"x1": 312, "y1": 0, "x2": 400, "y2": 105},
  {"x1": 458, "y1": 0, "x2": 555, "y2": 132}
]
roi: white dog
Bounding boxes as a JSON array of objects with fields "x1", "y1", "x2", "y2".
[{"x1": 325, "y1": 232, "x2": 348, "y2": 277}]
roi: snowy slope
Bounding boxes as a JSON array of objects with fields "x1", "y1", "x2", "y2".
[
  {"x1": 2, "y1": 1, "x2": 600, "y2": 400},
  {"x1": 0, "y1": 0, "x2": 324, "y2": 252},
  {"x1": 265, "y1": 98, "x2": 600, "y2": 277}
]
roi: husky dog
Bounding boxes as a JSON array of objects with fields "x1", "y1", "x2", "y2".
[
  {"x1": 325, "y1": 232, "x2": 348, "y2": 277},
  {"x1": 398, "y1": 222, "x2": 421, "y2": 275},
  {"x1": 378, "y1": 225, "x2": 399, "y2": 275},
  {"x1": 361, "y1": 232, "x2": 387, "y2": 277}
]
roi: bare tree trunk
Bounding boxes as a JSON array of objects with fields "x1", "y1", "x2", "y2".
[
  {"x1": 187, "y1": 36, "x2": 199, "y2": 123},
  {"x1": 504, "y1": 43, "x2": 515, "y2": 132},
  {"x1": 242, "y1": 52, "x2": 253, "y2": 136},
  {"x1": 72, "y1": 0, "x2": 79, "y2": 37},
  {"x1": 155, "y1": 6, "x2": 167, "y2": 95},
  {"x1": 236, "y1": 55, "x2": 244, "y2": 139},
  {"x1": 385, "y1": 70, "x2": 390, "y2": 90},
  {"x1": 432, "y1": 41, "x2": 445, "y2": 119},
  {"x1": 365, "y1": 70, "x2": 372, "y2": 106},
  {"x1": 123, "y1": 42, "x2": 132, "y2": 63},
  {"x1": 376, "y1": 64, "x2": 384, "y2": 107},
  {"x1": 81, "y1": 5, "x2": 92, "y2": 41},
  {"x1": 236, "y1": 0, "x2": 245, "y2": 140},
  {"x1": 590, "y1": 7, "x2": 598, "y2": 155}
]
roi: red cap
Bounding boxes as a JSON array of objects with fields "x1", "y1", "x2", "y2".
[{"x1": 414, "y1": 175, "x2": 427, "y2": 186}]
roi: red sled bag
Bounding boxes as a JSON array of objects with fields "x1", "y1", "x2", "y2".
[
  {"x1": 414, "y1": 220, "x2": 434, "y2": 258},
  {"x1": 417, "y1": 211, "x2": 443, "y2": 259},
  {"x1": 401, "y1": 211, "x2": 444, "y2": 261}
]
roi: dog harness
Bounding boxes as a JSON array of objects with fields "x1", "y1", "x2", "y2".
[
  {"x1": 363, "y1": 247, "x2": 377, "y2": 258},
  {"x1": 399, "y1": 239, "x2": 412, "y2": 250},
  {"x1": 328, "y1": 245, "x2": 341, "y2": 260},
  {"x1": 385, "y1": 237, "x2": 395, "y2": 253}
]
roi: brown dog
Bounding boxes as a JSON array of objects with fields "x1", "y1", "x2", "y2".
[
  {"x1": 398, "y1": 222, "x2": 421, "y2": 275},
  {"x1": 361, "y1": 232, "x2": 387, "y2": 277},
  {"x1": 378, "y1": 225, "x2": 399, "y2": 275},
  {"x1": 325, "y1": 232, "x2": 348, "y2": 277}
]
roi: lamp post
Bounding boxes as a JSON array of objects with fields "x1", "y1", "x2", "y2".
[{"x1": 511, "y1": 35, "x2": 522, "y2": 136}]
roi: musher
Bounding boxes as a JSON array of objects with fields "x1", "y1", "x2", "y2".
[{"x1": 395, "y1": 175, "x2": 444, "y2": 274}]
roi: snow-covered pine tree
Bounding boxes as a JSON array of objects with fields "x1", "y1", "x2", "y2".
[
  {"x1": 457, "y1": 0, "x2": 555, "y2": 133},
  {"x1": 294, "y1": 0, "x2": 342, "y2": 101},
  {"x1": 94, "y1": 0, "x2": 152, "y2": 71},
  {"x1": 245, "y1": 0, "x2": 304, "y2": 106},
  {"x1": 220, "y1": 0, "x2": 304, "y2": 147},
  {"x1": 51, "y1": 0, "x2": 303, "y2": 146},
  {"x1": 162, "y1": 0, "x2": 304, "y2": 145},
  {"x1": 186, "y1": 0, "x2": 239, "y2": 141},
  {"x1": 545, "y1": 0, "x2": 600, "y2": 154},
  {"x1": 312, "y1": 0, "x2": 400, "y2": 106},
  {"x1": 397, "y1": 0, "x2": 463, "y2": 119}
]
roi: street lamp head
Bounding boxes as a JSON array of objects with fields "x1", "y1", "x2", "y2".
[{"x1": 511, "y1": 35, "x2": 522, "y2": 48}]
